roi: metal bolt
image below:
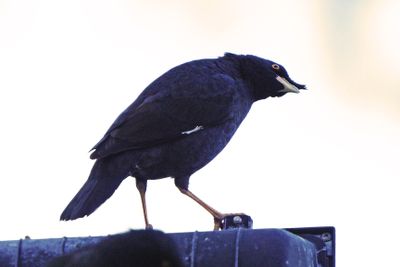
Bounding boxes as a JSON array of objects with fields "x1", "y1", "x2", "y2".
[
  {"x1": 233, "y1": 216, "x2": 242, "y2": 224},
  {"x1": 321, "y1": 232, "x2": 331, "y2": 242}
]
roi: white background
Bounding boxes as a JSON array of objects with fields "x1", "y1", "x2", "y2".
[{"x1": 1, "y1": 1, "x2": 400, "y2": 266}]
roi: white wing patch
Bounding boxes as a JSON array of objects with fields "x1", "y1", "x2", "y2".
[{"x1": 181, "y1": 125, "x2": 204, "y2": 135}]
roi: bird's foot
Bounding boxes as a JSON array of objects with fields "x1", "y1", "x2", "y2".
[
  {"x1": 214, "y1": 217, "x2": 223, "y2": 230},
  {"x1": 145, "y1": 224, "x2": 153, "y2": 230},
  {"x1": 213, "y1": 213, "x2": 252, "y2": 230}
]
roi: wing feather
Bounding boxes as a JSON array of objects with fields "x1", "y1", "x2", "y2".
[{"x1": 90, "y1": 74, "x2": 237, "y2": 159}]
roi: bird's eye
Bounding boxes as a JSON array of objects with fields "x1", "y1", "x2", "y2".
[{"x1": 272, "y1": 64, "x2": 280, "y2": 71}]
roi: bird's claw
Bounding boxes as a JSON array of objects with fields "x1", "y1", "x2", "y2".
[
  {"x1": 145, "y1": 224, "x2": 153, "y2": 230},
  {"x1": 213, "y1": 218, "x2": 223, "y2": 230}
]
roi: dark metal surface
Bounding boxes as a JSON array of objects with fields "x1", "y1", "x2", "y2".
[
  {"x1": 221, "y1": 214, "x2": 253, "y2": 230},
  {"x1": 0, "y1": 227, "x2": 335, "y2": 267},
  {"x1": 286, "y1": 226, "x2": 335, "y2": 267}
]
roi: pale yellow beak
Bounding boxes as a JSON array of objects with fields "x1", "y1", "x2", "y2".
[{"x1": 276, "y1": 76, "x2": 300, "y2": 93}]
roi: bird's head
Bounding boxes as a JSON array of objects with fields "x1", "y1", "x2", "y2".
[{"x1": 225, "y1": 53, "x2": 306, "y2": 100}]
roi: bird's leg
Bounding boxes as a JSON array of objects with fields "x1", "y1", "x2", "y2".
[
  {"x1": 136, "y1": 179, "x2": 153, "y2": 229},
  {"x1": 178, "y1": 188, "x2": 225, "y2": 230},
  {"x1": 175, "y1": 177, "x2": 242, "y2": 230}
]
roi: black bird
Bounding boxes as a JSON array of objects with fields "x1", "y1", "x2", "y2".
[{"x1": 60, "y1": 53, "x2": 305, "y2": 229}]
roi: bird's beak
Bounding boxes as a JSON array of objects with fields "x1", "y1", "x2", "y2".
[{"x1": 276, "y1": 76, "x2": 300, "y2": 94}]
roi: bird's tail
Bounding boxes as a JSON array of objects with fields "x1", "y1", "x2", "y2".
[{"x1": 60, "y1": 156, "x2": 131, "y2": 221}]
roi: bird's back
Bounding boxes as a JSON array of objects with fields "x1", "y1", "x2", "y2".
[{"x1": 90, "y1": 56, "x2": 250, "y2": 160}]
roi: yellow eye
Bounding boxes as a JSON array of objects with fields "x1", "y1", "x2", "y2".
[{"x1": 272, "y1": 64, "x2": 280, "y2": 71}]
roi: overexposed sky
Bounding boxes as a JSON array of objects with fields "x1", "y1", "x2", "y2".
[{"x1": 1, "y1": 1, "x2": 399, "y2": 266}]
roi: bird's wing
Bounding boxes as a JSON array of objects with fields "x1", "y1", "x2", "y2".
[{"x1": 90, "y1": 74, "x2": 237, "y2": 159}]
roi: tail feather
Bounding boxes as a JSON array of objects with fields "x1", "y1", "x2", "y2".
[{"x1": 60, "y1": 156, "x2": 130, "y2": 220}]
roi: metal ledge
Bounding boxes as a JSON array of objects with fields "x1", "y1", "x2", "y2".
[{"x1": 0, "y1": 227, "x2": 335, "y2": 267}]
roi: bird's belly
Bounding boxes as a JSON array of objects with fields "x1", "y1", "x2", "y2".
[{"x1": 134, "y1": 122, "x2": 237, "y2": 180}]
